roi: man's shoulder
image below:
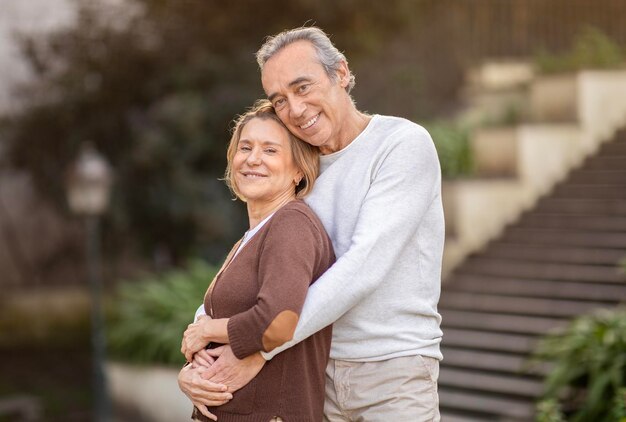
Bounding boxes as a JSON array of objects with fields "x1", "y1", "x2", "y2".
[{"x1": 370, "y1": 115, "x2": 433, "y2": 147}]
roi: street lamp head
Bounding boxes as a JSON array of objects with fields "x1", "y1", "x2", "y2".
[{"x1": 66, "y1": 142, "x2": 113, "y2": 216}]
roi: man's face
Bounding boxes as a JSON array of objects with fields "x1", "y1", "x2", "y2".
[{"x1": 261, "y1": 41, "x2": 350, "y2": 154}]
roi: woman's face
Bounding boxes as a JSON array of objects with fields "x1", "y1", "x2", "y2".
[{"x1": 233, "y1": 117, "x2": 302, "y2": 205}]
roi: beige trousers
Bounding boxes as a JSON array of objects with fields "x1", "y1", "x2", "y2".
[{"x1": 323, "y1": 355, "x2": 440, "y2": 422}]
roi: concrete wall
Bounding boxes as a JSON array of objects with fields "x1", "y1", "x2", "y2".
[{"x1": 107, "y1": 362, "x2": 192, "y2": 422}]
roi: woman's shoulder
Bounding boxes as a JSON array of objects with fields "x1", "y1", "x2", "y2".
[
  {"x1": 270, "y1": 200, "x2": 328, "y2": 239},
  {"x1": 275, "y1": 199, "x2": 317, "y2": 221}
]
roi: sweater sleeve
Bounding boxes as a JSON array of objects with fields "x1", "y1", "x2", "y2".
[
  {"x1": 263, "y1": 126, "x2": 441, "y2": 359},
  {"x1": 227, "y1": 209, "x2": 324, "y2": 359}
]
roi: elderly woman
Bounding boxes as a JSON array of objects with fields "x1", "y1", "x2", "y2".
[{"x1": 178, "y1": 100, "x2": 334, "y2": 421}]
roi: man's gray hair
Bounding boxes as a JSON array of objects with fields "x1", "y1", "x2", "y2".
[{"x1": 256, "y1": 27, "x2": 356, "y2": 93}]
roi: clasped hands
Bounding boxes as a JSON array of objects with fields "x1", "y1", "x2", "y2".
[
  {"x1": 178, "y1": 316, "x2": 266, "y2": 421},
  {"x1": 181, "y1": 315, "x2": 218, "y2": 363}
]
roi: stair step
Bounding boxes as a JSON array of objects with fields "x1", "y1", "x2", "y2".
[
  {"x1": 441, "y1": 348, "x2": 546, "y2": 375},
  {"x1": 445, "y1": 275, "x2": 626, "y2": 301},
  {"x1": 443, "y1": 329, "x2": 537, "y2": 354},
  {"x1": 440, "y1": 291, "x2": 609, "y2": 318},
  {"x1": 567, "y1": 170, "x2": 626, "y2": 184},
  {"x1": 534, "y1": 198, "x2": 626, "y2": 215},
  {"x1": 482, "y1": 243, "x2": 625, "y2": 265},
  {"x1": 439, "y1": 368, "x2": 543, "y2": 398},
  {"x1": 439, "y1": 388, "x2": 536, "y2": 419},
  {"x1": 441, "y1": 310, "x2": 566, "y2": 335},
  {"x1": 500, "y1": 228, "x2": 626, "y2": 248},
  {"x1": 516, "y1": 213, "x2": 626, "y2": 231},
  {"x1": 436, "y1": 131, "x2": 626, "y2": 422},
  {"x1": 461, "y1": 257, "x2": 625, "y2": 283},
  {"x1": 599, "y1": 140, "x2": 626, "y2": 155},
  {"x1": 583, "y1": 156, "x2": 626, "y2": 170},
  {"x1": 611, "y1": 129, "x2": 626, "y2": 141},
  {"x1": 551, "y1": 184, "x2": 626, "y2": 199}
]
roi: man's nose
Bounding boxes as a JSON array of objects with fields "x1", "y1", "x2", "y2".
[{"x1": 289, "y1": 97, "x2": 306, "y2": 119}]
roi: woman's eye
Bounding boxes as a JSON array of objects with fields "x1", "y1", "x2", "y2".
[
  {"x1": 239, "y1": 146, "x2": 251, "y2": 151},
  {"x1": 265, "y1": 148, "x2": 277, "y2": 154}
]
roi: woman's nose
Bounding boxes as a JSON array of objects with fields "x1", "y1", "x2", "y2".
[{"x1": 246, "y1": 148, "x2": 262, "y2": 165}]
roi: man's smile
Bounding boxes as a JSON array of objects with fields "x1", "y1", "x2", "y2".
[{"x1": 299, "y1": 113, "x2": 320, "y2": 130}]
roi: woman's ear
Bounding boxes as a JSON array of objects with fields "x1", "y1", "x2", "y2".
[{"x1": 294, "y1": 170, "x2": 304, "y2": 186}]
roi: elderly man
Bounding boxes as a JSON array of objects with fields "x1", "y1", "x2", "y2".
[{"x1": 180, "y1": 27, "x2": 444, "y2": 421}]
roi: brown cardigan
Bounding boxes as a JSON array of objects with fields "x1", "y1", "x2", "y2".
[{"x1": 193, "y1": 200, "x2": 335, "y2": 422}]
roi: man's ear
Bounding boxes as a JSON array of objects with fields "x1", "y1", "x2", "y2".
[{"x1": 336, "y1": 60, "x2": 350, "y2": 88}]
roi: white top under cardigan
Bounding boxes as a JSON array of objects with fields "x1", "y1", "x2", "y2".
[{"x1": 194, "y1": 212, "x2": 276, "y2": 322}]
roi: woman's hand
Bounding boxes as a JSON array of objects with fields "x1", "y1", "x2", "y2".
[
  {"x1": 192, "y1": 349, "x2": 216, "y2": 369},
  {"x1": 182, "y1": 316, "x2": 212, "y2": 362},
  {"x1": 178, "y1": 364, "x2": 232, "y2": 421}
]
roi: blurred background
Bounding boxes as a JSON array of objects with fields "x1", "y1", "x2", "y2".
[{"x1": 1, "y1": 0, "x2": 625, "y2": 421}]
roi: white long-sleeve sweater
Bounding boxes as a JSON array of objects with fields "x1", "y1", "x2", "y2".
[{"x1": 264, "y1": 114, "x2": 445, "y2": 362}]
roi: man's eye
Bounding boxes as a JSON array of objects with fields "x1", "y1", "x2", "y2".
[
  {"x1": 297, "y1": 84, "x2": 310, "y2": 94},
  {"x1": 274, "y1": 98, "x2": 286, "y2": 108}
]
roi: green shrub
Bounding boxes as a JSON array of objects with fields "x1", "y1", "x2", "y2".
[
  {"x1": 536, "y1": 26, "x2": 624, "y2": 74},
  {"x1": 611, "y1": 388, "x2": 626, "y2": 422},
  {"x1": 532, "y1": 307, "x2": 626, "y2": 421},
  {"x1": 107, "y1": 260, "x2": 217, "y2": 366},
  {"x1": 424, "y1": 121, "x2": 473, "y2": 179},
  {"x1": 536, "y1": 398, "x2": 566, "y2": 422}
]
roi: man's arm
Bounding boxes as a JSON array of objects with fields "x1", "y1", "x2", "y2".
[
  {"x1": 194, "y1": 304, "x2": 206, "y2": 322},
  {"x1": 264, "y1": 127, "x2": 441, "y2": 359}
]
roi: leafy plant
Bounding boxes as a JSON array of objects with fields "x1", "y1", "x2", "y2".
[
  {"x1": 536, "y1": 398, "x2": 566, "y2": 422},
  {"x1": 424, "y1": 121, "x2": 473, "y2": 179},
  {"x1": 611, "y1": 388, "x2": 626, "y2": 421},
  {"x1": 531, "y1": 307, "x2": 626, "y2": 421},
  {"x1": 107, "y1": 260, "x2": 217, "y2": 366},
  {"x1": 535, "y1": 26, "x2": 624, "y2": 74}
]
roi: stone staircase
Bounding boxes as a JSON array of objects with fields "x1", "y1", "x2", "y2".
[
  {"x1": 442, "y1": 69, "x2": 626, "y2": 276},
  {"x1": 438, "y1": 130, "x2": 626, "y2": 421}
]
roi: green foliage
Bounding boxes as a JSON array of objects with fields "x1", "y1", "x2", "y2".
[
  {"x1": 536, "y1": 26, "x2": 624, "y2": 74},
  {"x1": 423, "y1": 121, "x2": 473, "y2": 178},
  {"x1": 107, "y1": 260, "x2": 217, "y2": 366},
  {"x1": 536, "y1": 398, "x2": 566, "y2": 422},
  {"x1": 611, "y1": 388, "x2": 626, "y2": 421},
  {"x1": 532, "y1": 307, "x2": 626, "y2": 421}
]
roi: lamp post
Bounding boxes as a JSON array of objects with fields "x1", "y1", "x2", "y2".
[{"x1": 66, "y1": 143, "x2": 113, "y2": 422}]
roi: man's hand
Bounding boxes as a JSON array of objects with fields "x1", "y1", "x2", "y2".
[
  {"x1": 182, "y1": 316, "x2": 211, "y2": 362},
  {"x1": 178, "y1": 364, "x2": 232, "y2": 421},
  {"x1": 202, "y1": 345, "x2": 266, "y2": 392}
]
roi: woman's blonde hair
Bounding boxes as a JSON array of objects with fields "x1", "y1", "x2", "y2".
[{"x1": 224, "y1": 99, "x2": 320, "y2": 201}]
